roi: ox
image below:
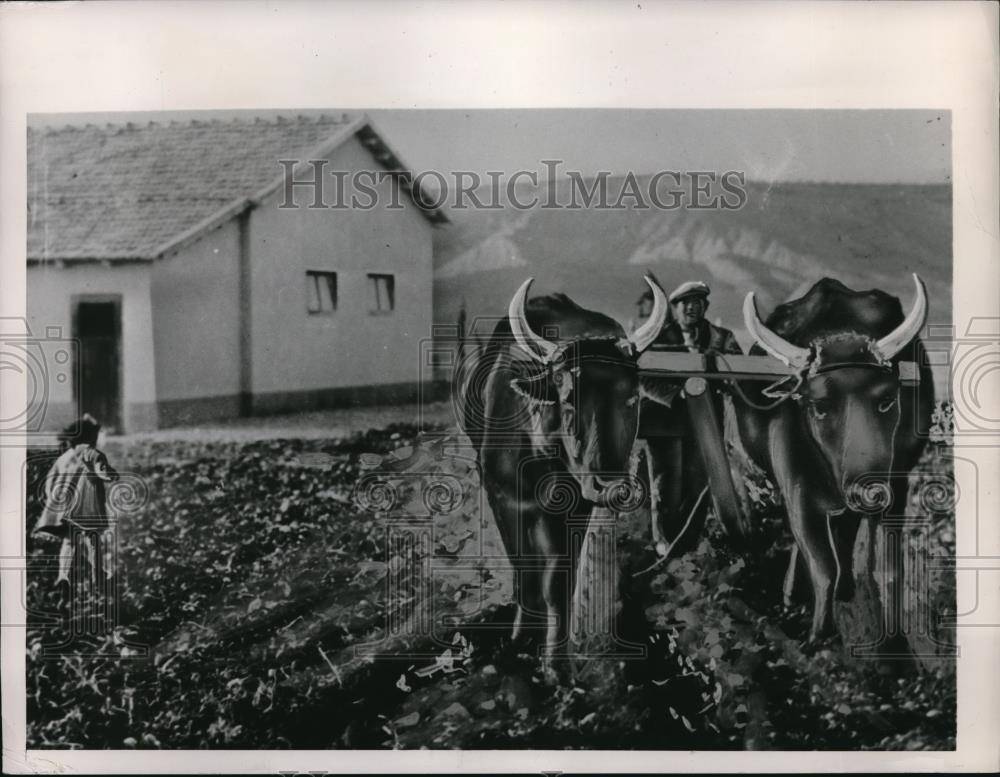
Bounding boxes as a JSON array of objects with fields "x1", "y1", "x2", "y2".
[
  {"x1": 460, "y1": 275, "x2": 668, "y2": 658},
  {"x1": 735, "y1": 275, "x2": 933, "y2": 645}
]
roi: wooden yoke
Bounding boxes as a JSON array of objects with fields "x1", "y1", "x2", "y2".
[
  {"x1": 638, "y1": 351, "x2": 921, "y2": 385},
  {"x1": 637, "y1": 351, "x2": 921, "y2": 547}
]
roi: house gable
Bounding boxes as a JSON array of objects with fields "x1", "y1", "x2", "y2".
[{"x1": 27, "y1": 113, "x2": 446, "y2": 264}]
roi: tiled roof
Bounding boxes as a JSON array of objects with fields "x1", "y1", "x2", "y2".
[{"x1": 27, "y1": 114, "x2": 443, "y2": 262}]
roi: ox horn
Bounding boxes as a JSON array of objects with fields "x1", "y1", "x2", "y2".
[
  {"x1": 743, "y1": 292, "x2": 811, "y2": 369},
  {"x1": 874, "y1": 274, "x2": 928, "y2": 360},
  {"x1": 628, "y1": 274, "x2": 670, "y2": 353},
  {"x1": 508, "y1": 278, "x2": 559, "y2": 363}
]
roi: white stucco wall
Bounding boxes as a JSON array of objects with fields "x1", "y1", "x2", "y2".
[
  {"x1": 247, "y1": 135, "x2": 434, "y2": 398},
  {"x1": 26, "y1": 262, "x2": 156, "y2": 432},
  {"x1": 25, "y1": 132, "x2": 436, "y2": 430},
  {"x1": 150, "y1": 220, "x2": 242, "y2": 404}
]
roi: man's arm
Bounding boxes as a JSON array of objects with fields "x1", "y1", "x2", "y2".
[
  {"x1": 705, "y1": 324, "x2": 743, "y2": 356},
  {"x1": 722, "y1": 329, "x2": 743, "y2": 355},
  {"x1": 81, "y1": 446, "x2": 119, "y2": 482},
  {"x1": 33, "y1": 454, "x2": 75, "y2": 539}
]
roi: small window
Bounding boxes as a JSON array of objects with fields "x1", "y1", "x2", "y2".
[
  {"x1": 368, "y1": 273, "x2": 395, "y2": 314},
  {"x1": 306, "y1": 271, "x2": 337, "y2": 314}
]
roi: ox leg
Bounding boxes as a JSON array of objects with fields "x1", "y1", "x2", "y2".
[
  {"x1": 511, "y1": 513, "x2": 546, "y2": 647},
  {"x1": 783, "y1": 544, "x2": 802, "y2": 608},
  {"x1": 511, "y1": 566, "x2": 546, "y2": 646},
  {"x1": 644, "y1": 439, "x2": 665, "y2": 551},
  {"x1": 533, "y1": 514, "x2": 579, "y2": 671},
  {"x1": 830, "y1": 511, "x2": 863, "y2": 603},
  {"x1": 880, "y1": 473, "x2": 913, "y2": 659},
  {"x1": 490, "y1": 502, "x2": 525, "y2": 643},
  {"x1": 542, "y1": 555, "x2": 571, "y2": 659},
  {"x1": 646, "y1": 437, "x2": 682, "y2": 555},
  {"x1": 491, "y1": 492, "x2": 546, "y2": 646},
  {"x1": 771, "y1": 428, "x2": 838, "y2": 643},
  {"x1": 787, "y1": 499, "x2": 839, "y2": 644}
]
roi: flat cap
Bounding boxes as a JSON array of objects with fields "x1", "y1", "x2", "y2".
[{"x1": 668, "y1": 280, "x2": 711, "y2": 304}]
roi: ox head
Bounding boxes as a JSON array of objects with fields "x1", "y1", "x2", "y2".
[
  {"x1": 508, "y1": 275, "x2": 668, "y2": 503},
  {"x1": 743, "y1": 274, "x2": 927, "y2": 513}
]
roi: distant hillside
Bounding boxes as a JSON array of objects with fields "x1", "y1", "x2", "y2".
[{"x1": 432, "y1": 178, "x2": 952, "y2": 394}]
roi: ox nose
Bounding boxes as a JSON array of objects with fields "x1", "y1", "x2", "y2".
[{"x1": 844, "y1": 479, "x2": 892, "y2": 513}]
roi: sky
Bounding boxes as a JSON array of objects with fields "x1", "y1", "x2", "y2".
[{"x1": 30, "y1": 108, "x2": 950, "y2": 185}]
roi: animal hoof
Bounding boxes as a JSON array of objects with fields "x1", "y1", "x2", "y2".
[
  {"x1": 781, "y1": 601, "x2": 801, "y2": 618},
  {"x1": 801, "y1": 632, "x2": 839, "y2": 655},
  {"x1": 538, "y1": 656, "x2": 571, "y2": 687},
  {"x1": 655, "y1": 542, "x2": 669, "y2": 557}
]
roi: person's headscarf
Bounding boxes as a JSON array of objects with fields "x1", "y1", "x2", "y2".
[{"x1": 58, "y1": 413, "x2": 101, "y2": 451}]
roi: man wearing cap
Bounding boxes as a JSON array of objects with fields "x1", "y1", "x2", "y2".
[
  {"x1": 637, "y1": 280, "x2": 741, "y2": 353},
  {"x1": 631, "y1": 280, "x2": 742, "y2": 556}
]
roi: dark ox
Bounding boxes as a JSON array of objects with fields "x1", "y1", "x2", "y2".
[
  {"x1": 461, "y1": 276, "x2": 668, "y2": 656},
  {"x1": 735, "y1": 275, "x2": 933, "y2": 644}
]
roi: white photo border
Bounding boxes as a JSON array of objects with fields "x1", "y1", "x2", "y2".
[{"x1": 1, "y1": 0, "x2": 997, "y2": 773}]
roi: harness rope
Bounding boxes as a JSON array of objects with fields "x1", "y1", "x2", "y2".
[
  {"x1": 709, "y1": 352, "x2": 805, "y2": 412},
  {"x1": 712, "y1": 347, "x2": 896, "y2": 413},
  {"x1": 631, "y1": 485, "x2": 711, "y2": 577}
]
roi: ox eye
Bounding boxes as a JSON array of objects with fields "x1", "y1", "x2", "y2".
[
  {"x1": 809, "y1": 401, "x2": 829, "y2": 420},
  {"x1": 878, "y1": 396, "x2": 898, "y2": 413}
]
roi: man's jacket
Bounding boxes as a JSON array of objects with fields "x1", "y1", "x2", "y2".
[
  {"x1": 649, "y1": 319, "x2": 742, "y2": 354},
  {"x1": 638, "y1": 319, "x2": 742, "y2": 435}
]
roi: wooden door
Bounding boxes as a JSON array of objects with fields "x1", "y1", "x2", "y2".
[{"x1": 73, "y1": 299, "x2": 122, "y2": 433}]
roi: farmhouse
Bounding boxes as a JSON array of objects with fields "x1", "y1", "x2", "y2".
[{"x1": 27, "y1": 114, "x2": 446, "y2": 433}]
